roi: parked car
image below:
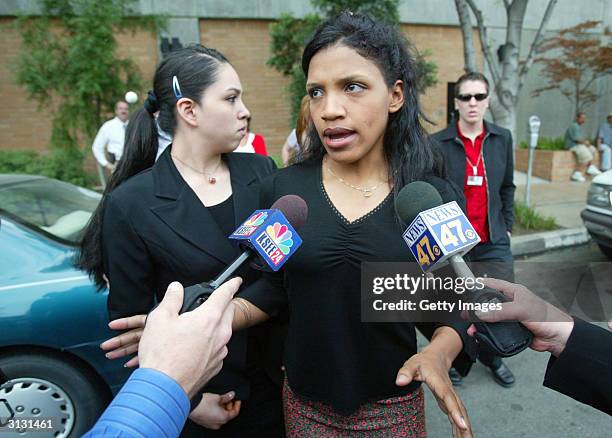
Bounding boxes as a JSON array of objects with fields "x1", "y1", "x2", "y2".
[
  {"x1": 0, "y1": 174, "x2": 131, "y2": 437},
  {"x1": 581, "y1": 170, "x2": 612, "y2": 259}
]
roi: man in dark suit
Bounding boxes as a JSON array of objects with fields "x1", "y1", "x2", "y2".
[
  {"x1": 433, "y1": 72, "x2": 516, "y2": 388},
  {"x1": 474, "y1": 277, "x2": 612, "y2": 415}
]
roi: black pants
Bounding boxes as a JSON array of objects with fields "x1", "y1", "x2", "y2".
[{"x1": 467, "y1": 240, "x2": 514, "y2": 369}]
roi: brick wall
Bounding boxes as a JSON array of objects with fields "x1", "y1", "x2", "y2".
[
  {"x1": 0, "y1": 17, "x2": 158, "y2": 153},
  {"x1": 516, "y1": 148, "x2": 601, "y2": 181},
  {"x1": 0, "y1": 18, "x2": 53, "y2": 152},
  {"x1": 402, "y1": 24, "x2": 483, "y2": 133},
  {"x1": 1, "y1": 16, "x2": 480, "y2": 159}
]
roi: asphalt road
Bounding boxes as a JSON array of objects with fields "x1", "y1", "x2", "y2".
[{"x1": 420, "y1": 242, "x2": 612, "y2": 437}]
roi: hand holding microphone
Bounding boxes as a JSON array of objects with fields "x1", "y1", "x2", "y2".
[{"x1": 395, "y1": 181, "x2": 533, "y2": 357}]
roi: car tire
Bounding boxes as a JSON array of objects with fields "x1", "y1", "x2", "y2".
[
  {"x1": 0, "y1": 352, "x2": 109, "y2": 437},
  {"x1": 598, "y1": 244, "x2": 612, "y2": 260}
]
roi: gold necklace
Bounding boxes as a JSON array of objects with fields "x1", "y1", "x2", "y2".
[
  {"x1": 325, "y1": 161, "x2": 383, "y2": 198},
  {"x1": 171, "y1": 154, "x2": 222, "y2": 184}
]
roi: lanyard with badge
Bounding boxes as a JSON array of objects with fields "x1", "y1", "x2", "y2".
[{"x1": 466, "y1": 149, "x2": 484, "y2": 186}]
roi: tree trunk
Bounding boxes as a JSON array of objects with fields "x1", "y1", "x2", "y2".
[
  {"x1": 458, "y1": 0, "x2": 558, "y2": 149},
  {"x1": 492, "y1": 0, "x2": 528, "y2": 145},
  {"x1": 454, "y1": 0, "x2": 477, "y2": 72},
  {"x1": 490, "y1": 103, "x2": 517, "y2": 142}
]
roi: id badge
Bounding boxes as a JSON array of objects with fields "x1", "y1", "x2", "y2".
[{"x1": 467, "y1": 175, "x2": 483, "y2": 186}]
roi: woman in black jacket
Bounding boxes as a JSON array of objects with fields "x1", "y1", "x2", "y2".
[{"x1": 77, "y1": 45, "x2": 283, "y2": 437}]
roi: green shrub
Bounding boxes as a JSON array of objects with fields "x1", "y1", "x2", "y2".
[
  {"x1": 269, "y1": 154, "x2": 284, "y2": 169},
  {"x1": 0, "y1": 150, "x2": 39, "y2": 173},
  {"x1": 518, "y1": 136, "x2": 565, "y2": 150},
  {"x1": 0, "y1": 148, "x2": 95, "y2": 187},
  {"x1": 514, "y1": 202, "x2": 557, "y2": 231}
]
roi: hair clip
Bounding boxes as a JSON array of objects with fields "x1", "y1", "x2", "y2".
[{"x1": 172, "y1": 75, "x2": 183, "y2": 99}]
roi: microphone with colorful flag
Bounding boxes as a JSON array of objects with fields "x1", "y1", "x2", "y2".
[{"x1": 179, "y1": 195, "x2": 307, "y2": 313}]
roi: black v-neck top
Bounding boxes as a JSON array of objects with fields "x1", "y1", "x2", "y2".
[
  {"x1": 241, "y1": 158, "x2": 477, "y2": 414},
  {"x1": 207, "y1": 195, "x2": 235, "y2": 238}
]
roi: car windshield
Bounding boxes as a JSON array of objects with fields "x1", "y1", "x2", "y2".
[{"x1": 0, "y1": 178, "x2": 101, "y2": 244}]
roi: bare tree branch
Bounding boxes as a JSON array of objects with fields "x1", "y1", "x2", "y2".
[
  {"x1": 465, "y1": 0, "x2": 501, "y2": 86},
  {"x1": 503, "y1": 0, "x2": 511, "y2": 9},
  {"x1": 518, "y1": 0, "x2": 558, "y2": 91},
  {"x1": 579, "y1": 73, "x2": 599, "y2": 96},
  {"x1": 454, "y1": 0, "x2": 477, "y2": 72}
]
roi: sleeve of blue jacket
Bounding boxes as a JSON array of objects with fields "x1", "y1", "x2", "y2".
[{"x1": 82, "y1": 368, "x2": 190, "y2": 438}]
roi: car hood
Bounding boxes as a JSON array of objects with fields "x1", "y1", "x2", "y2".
[{"x1": 592, "y1": 170, "x2": 612, "y2": 185}]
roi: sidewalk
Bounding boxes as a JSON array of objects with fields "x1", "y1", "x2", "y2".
[{"x1": 511, "y1": 170, "x2": 590, "y2": 256}]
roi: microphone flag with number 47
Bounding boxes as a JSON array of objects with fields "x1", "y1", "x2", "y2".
[{"x1": 402, "y1": 202, "x2": 480, "y2": 272}]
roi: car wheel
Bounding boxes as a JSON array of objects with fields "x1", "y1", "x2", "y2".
[
  {"x1": 598, "y1": 244, "x2": 612, "y2": 260},
  {"x1": 0, "y1": 352, "x2": 109, "y2": 437}
]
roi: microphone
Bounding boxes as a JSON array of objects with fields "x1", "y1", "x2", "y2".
[
  {"x1": 395, "y1": 181, "x2": 533, "y2": 357},
  {"x1": 179, "y1": 195, "x2": 308, "y2": 313}
]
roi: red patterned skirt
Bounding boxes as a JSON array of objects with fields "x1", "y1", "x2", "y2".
[{"x1": 283, "y1": 379, "x2": 426, "y2": 437}]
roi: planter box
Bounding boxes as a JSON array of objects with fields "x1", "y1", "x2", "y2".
[{"x1": 515, "y1": 148, "x2": 601, "y2": 182}]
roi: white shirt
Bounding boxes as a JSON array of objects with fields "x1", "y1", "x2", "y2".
[
  {"x1": 92, "y1": 117, "x2": 128, "y2": 167},
  {"x1": 285, "y1": 129, "x2": 299, "y2": 150},
  {"x1": 156, "y1": 121, "x2": 173, "y2": 161},
  {"x1": 233, "y1": 132, "x2": 256, "y2": 154}
]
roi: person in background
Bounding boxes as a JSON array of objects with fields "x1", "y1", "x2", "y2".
[
  {"x1": 565, "y1": 112, "x2": 601, "y2": 182},
  {"x1": 234, "y1": 117, "x2": 268, "y2": 155},
  {"x1": 433, "y1": 71, "x2": 516, "y2": 388},
  {"x1": 595, "y1": 112, "x2": 612, "y2": 172},
  {"x1": 92, "y1": 100, "x2": 130, "y2": 186},
  {"x1": 281, "y1": 95, "x2": 311, "y2": 166}
]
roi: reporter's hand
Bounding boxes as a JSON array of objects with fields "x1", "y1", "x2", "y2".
[
  {"x1": 189, "y1": 392, "x2": 242, "y2": 430},
  {"x1": 396, "y1": 351, "x2": 472, "y2": 438},
  {"x1": 472, "y1": 278, "x2": 574, "y2": 357},
  {"x1": 100, "y1": 315, "x2": 146, "y2": 367},
  {"x1": 139, "y1": 278, "x2": 242, "y2": 397}
]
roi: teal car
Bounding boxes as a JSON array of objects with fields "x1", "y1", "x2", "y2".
[{"x1": 0, "y1": 174, "x2": 131, "y2": 437}]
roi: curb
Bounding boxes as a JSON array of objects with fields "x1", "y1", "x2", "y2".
[{"x1": 512, "y1": 227, "x2": 590, "y2": 257}]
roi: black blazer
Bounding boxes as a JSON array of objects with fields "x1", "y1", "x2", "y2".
[
  {"x1": 543, "y1": 319, "x2": 612, "y2": 415},
  {"x1": 433, "y1": 121, "x2": 515, "y2": 245},
  {"x1": 102, "y1": 148, "x2": 278, "y2": 398}
]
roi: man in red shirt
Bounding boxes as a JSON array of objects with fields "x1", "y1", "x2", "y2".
[{"x1": 433, "y1": 72, "x2": 516, "y2": 388}]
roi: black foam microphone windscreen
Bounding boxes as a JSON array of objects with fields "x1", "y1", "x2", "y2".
[
  {"x1": 395, "y1": 181, "x2": 443, "y2": 224},
  {"x1": 270, "y1": 195, "x2": 308, "y2": 231}
]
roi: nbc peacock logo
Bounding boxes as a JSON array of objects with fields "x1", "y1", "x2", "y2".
[
  {"x1": 233, "y1": 211, "x2": 268, "y2": 236},
  {"x1": 255, "y1": 221, "x2": 294, "y2": 266},
  {"x1": 265, "y1": 223, "x2": 294, "y2": 255},
  {"x1": 244, "y1": 212, "x2": 267, "y2": 227}
]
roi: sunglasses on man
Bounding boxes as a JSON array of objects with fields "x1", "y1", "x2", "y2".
[{"x1": 456, "y1": 93, "x2": 488, "y2": 102}]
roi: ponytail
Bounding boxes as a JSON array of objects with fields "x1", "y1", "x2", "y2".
[{"x1": 76, "y1": 104, "x2": 159, "y2": 289}]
